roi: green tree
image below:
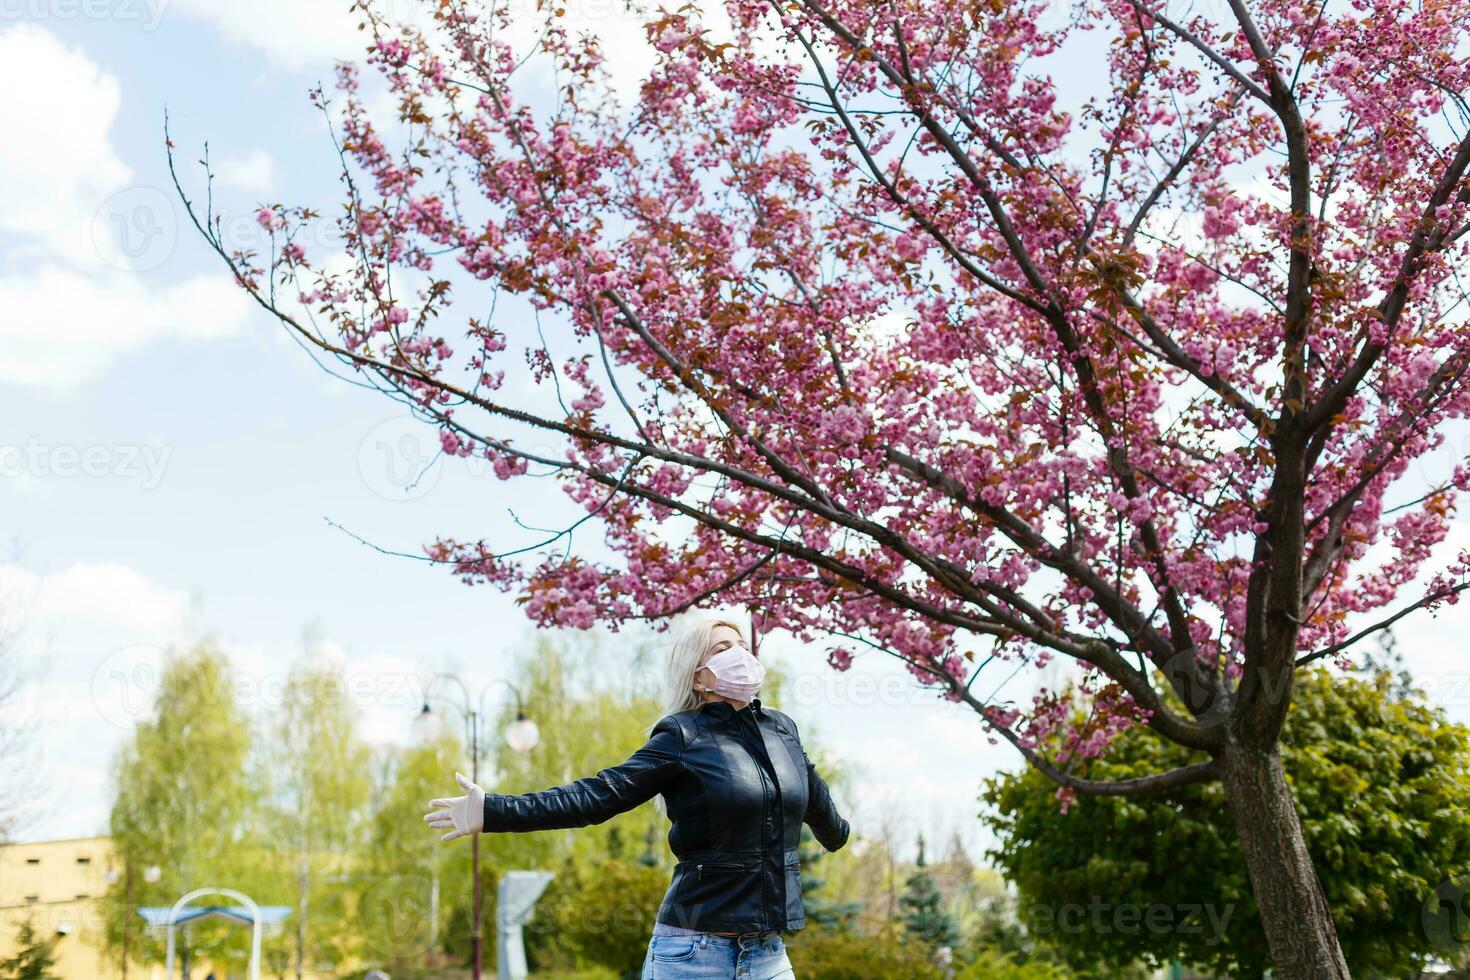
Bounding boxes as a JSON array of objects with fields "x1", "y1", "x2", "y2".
[
  {"x1": 104, "y1": 640, "x2": 259, "y2": 976},
  {"x1": 256, "y1": 647, "x2": 374, "y2": 978},
  {"x1": 0, "y1": 919, "x2": 59, "y2": 980},
  {"x1": 361, "y1": 729, "x2": 472, "y2": 975},
  {"x1": 798, "y1": 823, "x2": 861, "y2": 928},
  {"x1": 900, "y1": 836, "x2": 961, "y2": 950},
  {"x1": 956, "y1": 864, "x2": 1150, "y2": 979},
  {"x1": 528, "y1": 854, "x2": 670, "y2": 973},
  {"x1": 983, "y1": 667, "x2": 1470, "y2": 977}
]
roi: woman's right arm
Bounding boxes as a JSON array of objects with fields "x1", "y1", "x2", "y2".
[{"x1": 482, "y1": 715, "x2": 685, "y2": 832}]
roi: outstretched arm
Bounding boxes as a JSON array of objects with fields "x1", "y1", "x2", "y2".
[
  {"x1": 802, "y1": 748, "x2": 850, "y2": 852},
  {"x1": 482, "y1": 715, "x2": 685, "y2": 832}
]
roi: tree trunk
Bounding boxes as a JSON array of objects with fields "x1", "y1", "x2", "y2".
[
  {"x1": 1219, "y1": 744, "x2": 1351, "y2": 978},
  {"x1": 296, "y1": 851, "x2": 308, "y2": 980}
]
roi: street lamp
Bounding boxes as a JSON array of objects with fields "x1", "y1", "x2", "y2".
[
  {"x1": 415, "y1": 674, "x2": 538, "y2": 980},
  {"x1": 503, "y1": 714, "x2": 540, "y2": 754},
  {"x1": 412, "y1": 705, "x2": 444, "y2": 743}
]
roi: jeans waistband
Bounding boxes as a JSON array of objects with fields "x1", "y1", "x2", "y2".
[
  {"x1": 652, "y1": 925, "x2": 780, "y2": 949},
  {"x1": 705, "y1": 930, "x2": 780, "y2": 950}
]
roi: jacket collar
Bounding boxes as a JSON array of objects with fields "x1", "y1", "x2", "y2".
[{"x1": 700, "y1": 696, "x2": 764, "y2": 717}]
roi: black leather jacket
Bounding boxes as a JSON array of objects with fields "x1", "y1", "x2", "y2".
[{"x1": 481, "y1": 696, "x2": 850, "y2": 932}]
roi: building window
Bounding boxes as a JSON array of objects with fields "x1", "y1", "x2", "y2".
[
  {"x1": 25, "y1": 858, "x2": 39, "y2": 865},
  {"x1": 76, "y1": 857, "x2": 91, "y2": 865},
  {"x1": 23, "y1": 896, "x2": 38, "y2": 904},
  {"x1": 75, "y1": 893, "x2": 90, "y2": 899}
]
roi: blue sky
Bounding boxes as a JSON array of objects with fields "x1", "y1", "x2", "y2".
[{"x1": 3, "y1": 0, "x2": 1470, "y2": 870}]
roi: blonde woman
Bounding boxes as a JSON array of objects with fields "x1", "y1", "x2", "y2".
[{"x1": 424, "y1": 616, "x2": 851, "y2": 979}]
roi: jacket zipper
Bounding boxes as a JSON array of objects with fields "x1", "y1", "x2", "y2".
[
  {"x1": 716, "y1": 710, "x2": 786, "y2": 929},
  {"x1": 767, "y1": 725, "x2": 784, "y2": 930},
  {"x1": 696, "y1": 861, "x2": 752, "y2": 882},
  {"x1": 747, "y1": 716, "x2": 782, "y2": 931}
]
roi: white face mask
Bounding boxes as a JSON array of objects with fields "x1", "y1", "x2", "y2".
[{"x1": 698, "y1": 647, "x2": 766, "y2": 702}]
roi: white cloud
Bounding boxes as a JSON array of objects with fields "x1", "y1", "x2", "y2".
[
  {"x1": 0, "y1": 266, "x2": 251, "y2": 390},
  {"x1": 166, "y1": 0, "x2": 398, "y2": 71},
  {"x1": 16, "y1": 561, "x2": 194, "y2": 642},
  {"x1": 0, "y1": 559, "x2": 197, "y2": 839},
  {"x1": 0, "y1": 25, "x2": 253, "y2": 392},
  {"x1": 171, "y1": 0, "x2": 664, "y2": 96},
  {"x1": 0, "y1": 25, "x2": 128, "y2": 261},
  {"x1": 212, "y1": 148, "x2": 280, "y2": 196}
]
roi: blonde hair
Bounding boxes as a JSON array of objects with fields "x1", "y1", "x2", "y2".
[{"x1": 659, "y1": 615, "x2": 750, "y2": 721}]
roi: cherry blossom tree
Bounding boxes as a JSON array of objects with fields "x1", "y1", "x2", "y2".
[{"x1": 171, "y1": 0, "x2": 1470, "y2": 974}]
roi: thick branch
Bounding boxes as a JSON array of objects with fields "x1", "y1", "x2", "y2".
[
  {"x1": 983, "y1": 711, "x2": 1220, "y2": 797},
  {"x1": 1302, "y1": 128, "x2": 1470, "y2": 436}
]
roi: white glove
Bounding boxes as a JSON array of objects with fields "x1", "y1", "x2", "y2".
[{"x1": 423, "y1": 771, "x2": 485, "y2": 842}]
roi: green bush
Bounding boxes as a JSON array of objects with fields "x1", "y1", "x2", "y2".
[
  {"x1": 983, "y1": 668, "x2": 1470, "y2": 977},
  {"x1": 954, "y1": 947, "x2": 1077, "y2": 979},
  {"x1": 524, "y1": 856, "x2": 668, "y2": 974},
  {"x1": 785, "y1": 922, "x2": 944, "y2": 979}
]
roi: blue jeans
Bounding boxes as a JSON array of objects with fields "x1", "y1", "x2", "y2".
[{"x1": 639, "y1": 929, "x2": 795, "y2": 979}]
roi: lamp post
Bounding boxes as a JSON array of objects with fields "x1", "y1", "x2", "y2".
[{"x1": 414, "y1": 674, "x2": 539, "y2": 980}]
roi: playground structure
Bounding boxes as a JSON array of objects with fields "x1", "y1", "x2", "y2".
[
  {"x1": 132, "y1": 869, "x2": 556, "y2": 979},
  {"x1": 138, "y1": 887, "x2": 291, "y2": 980}
]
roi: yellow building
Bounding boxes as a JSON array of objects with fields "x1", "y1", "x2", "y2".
[
  {"x1": 0, "y1": 835, "x2": 345, "y2": 980},
  {"x1": 0, "y1": 835, "x2": 132, "y2": 979},
  {"x1": 0, "y1": 834, "x2": 323, "y2": 980}
]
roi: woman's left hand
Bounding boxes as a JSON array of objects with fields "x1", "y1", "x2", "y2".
[{"x1": 423, "y1": 771, "x2": 485, "y2": 841}]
